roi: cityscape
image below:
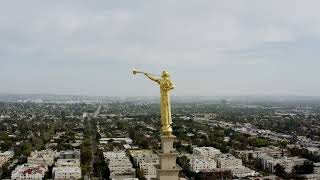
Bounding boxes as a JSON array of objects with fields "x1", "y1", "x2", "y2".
[
  {"x1": 0, "y1": 95, "x2": 319, "y2": 179},
  {"x1": 1, "y1": 1, "x2": 320, "y2": 180}
]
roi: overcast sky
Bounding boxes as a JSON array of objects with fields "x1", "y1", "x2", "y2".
[{"x1": 1, "y1": 1, "x2": 320, "y2": 96}]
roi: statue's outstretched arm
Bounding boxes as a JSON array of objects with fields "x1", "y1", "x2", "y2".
[{"x1": 144, "y1": 73, "x2": 160, "y2": 84}]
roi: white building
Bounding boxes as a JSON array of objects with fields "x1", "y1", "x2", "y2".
[
  {"x1": 260, "y1": 155, "x2": 307, "y2": 173},
  {"x1": 100, "y1": 138, "x2": 133, "y2": 144},
  {"x1": 55, "y1": 159, "x2": 80, "y2": 167},
  {"x1": 232, "y1": 150, "x2": 267, "y2": 162},
  {"x1": 52, "y1": 167, "x2": 81, "y2": 180},
  {"x1": 229, "y1": 166, "x2": 257, "y2": 178},
  {"x1": 139, "y1": 162, "x2": 158, "y2": 180},
  {"x1": 11, "y1": 163, "x2": 48, "y2": 180},
  {"x1": 314, "y1": 162, "x2": 320, "y2": 174},
  {"x1": 28, "y1": 149, "x2": 55, "y2": 166},
  {"x1": 0, "y1": 151, "x2": 14, "y2": 167},
  {"x1": 129, "y1": 150, "x2": 159, "y2": 166},
  {"x1": 261, "y1": 155, "x2": 284, "y2": 173},
  {"x1": 105, "y1": 151, "x2": 136, "y2": 179},
  {"x1": 193, "y1": 147, "x2": 221, "y2": 158},
  {"x1": 189, "y1": 158, "x2": 217, "y2": 172},
  {"x1": 194, "y1": 113, "x2": 218, "y2": 121},
  {"x1": 58, "y1": 150, "x2": 80, "y2": 159},
  {"x1": 216, "y1": 154, "x2": 242, "y2": 168},
  {"x1": 108, "y1": 158, "x2": 136, "y2": 177},
  {"x1": 53, "y1": 152, "x2": 81, "y2": 180},
  {"x1": 128, "y1": 150, "x2": 159, "y2": 180},
  {"x1": 104, "y1": 151, "x2": 127, "y2": 160},
  {"x1": 258, "y1": 146, "x2": 287, "y2": 158}
]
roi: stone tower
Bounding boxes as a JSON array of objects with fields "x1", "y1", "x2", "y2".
[{"x1": 156, "y1": 135, "x2": 181, "y2": 180}]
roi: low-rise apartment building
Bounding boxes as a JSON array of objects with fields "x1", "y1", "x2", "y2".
[
  {"x1": 189, "y1": 158, "x2": 217, "y2": 172},
  {"x1": 104, "y1": 151, "x2": 127, "y2": 160},
  {"x1": 193, "y1": 147, "x2": 221, "y2": 158},
  {"x1": 129, "y1": 150, "x2": 158, "y2": 167},
  {"x1": 11, "y1": 163, "x2": 48, "y2": 180},
  {"x1": 139, "y1": 162, "x2": 158, "y2": 180},
  {"x1": 260, "y1": 155, "x2": 308, "y2": 173},
  {"x1": 58, "y1": 150, "x2": 80, "y2": 159},
  {"x1": 129, "y1": 150, "x2": 159, "y2": 180},
  {"x1": 216, "y1": 154, "x2": 242, "y2": 168},
  {"x1": 55, "y1": 159, "x2": 80, "y2": 167},
  {"x1": 229, "y1": 166, "x2": 258, "y2": 178},
  {"x1": 314, "y1": 162, "x2": 320, "y2": 174},
  {"x1": 28, "y1": 149, "x2": 55, "y2": 166},
  {"x1": 52, "y1": 167, "x2": 81, "y2": 180},
  {"x1": 105, "y1": 151, "x2": 136, "y2": 179}
]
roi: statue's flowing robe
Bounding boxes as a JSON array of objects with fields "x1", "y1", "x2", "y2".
[{"x1": 159, "y1": 79, "x2": 174, "y2": 127}]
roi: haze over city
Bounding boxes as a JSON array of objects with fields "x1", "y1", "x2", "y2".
[{"x1": 1, "y1": 1, "x2": 320, "y2": 96}]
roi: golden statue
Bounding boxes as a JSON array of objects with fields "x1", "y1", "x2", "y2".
[{"x1": 133, "y1": 69, "x2": 175, "y2": 136}]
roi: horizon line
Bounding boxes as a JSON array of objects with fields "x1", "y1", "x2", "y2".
[{"x1": 1, "y1": 92, "x2": 320, "y2": 98}]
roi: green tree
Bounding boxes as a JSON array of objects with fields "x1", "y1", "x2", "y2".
[
  {"x1": 274, "y1": 164, "x2": 286, "y2": 177},
  {"x1": 294, "y1": 161, "x2": 314, "y2": 174},
  {"x1": 16, "y1": 143, "x2": 32, "y2": 156},
  {"x1": 81, "y1": 147, "x2": 92, "y2": 165}
]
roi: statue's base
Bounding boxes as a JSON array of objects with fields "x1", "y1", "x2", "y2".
[
  {"x1": 156, "y1": 135, "x2": 181, "y2": 180},
  {"x1": 156, "y1": 166, "x2": 181, "y2": 180},
  {"x1": 161, "y1": 126, "x2": 173, "y2": 135}
]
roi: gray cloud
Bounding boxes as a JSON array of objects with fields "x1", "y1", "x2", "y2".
[{"x1": 1, "y1": 1, "x2": 320, "y2": 96}]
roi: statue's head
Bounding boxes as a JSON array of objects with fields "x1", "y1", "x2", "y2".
[{"x1": 162, "y1": 71, "x2": 170, "y2": 78}]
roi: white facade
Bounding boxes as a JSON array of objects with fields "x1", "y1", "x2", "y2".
[
  {"x1": 194, "y1": 113, "x2": 217, "y2": 121},
  {"x1": 193, "y1": 147, "x2": 221, "y2": 158},
  {"x1": 28, "y1": 149, "x2": 55, "y2": 166},
  {"x1": 104, "y1": 151, "x2": 127, "y2": 160},
  {"x1": 260, "y1": 155, "x2": 307, "y2": 173},
  {"x1": 58, "y1": 150, "x2": 81, "y2": 159},
  {"x1": 139, "y1": 162, "x2": 158, "y2": 180},
  {"x1": 53, "y1": 167, "x2": 81, "y2": 180},
  {"x1": 105, "y1": 151, "x2": 136, "y2": 178},
  {"x1": 189, "y1": 158, "x2": 217, "y2": 172},
  {"x1": 134, "y1": 153, "x2": 158, "y2": 166},
  {"x1": 229, "y1": 166, "x2": 257, "y2": 178},
  {"x1": 100, "y1": 138, "x2": 133, "y2": 144},
  {"x1": 313, "y1": 162, "x2": 320, "y2": 174},
  {"x1": 261, "y1": 155, "x2": 284, "y2": 173},
  {"x1": 233, "y1": 150, "x2": 267, "y2": 162},
  {"x1": 108, "y1": 158, "x2": 136, "y2": 176},
  {"x1": 129, "y1": 150, "x2": 158, "y2": 180},
  {"x1": 258, "y1": 146, "x2": 288, "y2": 158},
  {"x1": 216, "y1": 154, "x2": 242, "y2": 168},
  {"x1": 11, "y1": 163, "x2": 48, "y2": 180},
  {"x1": 129, "y1": 150, "x2": 159, "y2": 166},
  {"x1": 283, "y1": 157, "x2": 306, "y2": 173},
  {"x1": 55, "y1": 159, "x2": 80, "y2": 167},
  {"x1": 0, "y1": 151, "x2": 14, "y2": 167}
]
